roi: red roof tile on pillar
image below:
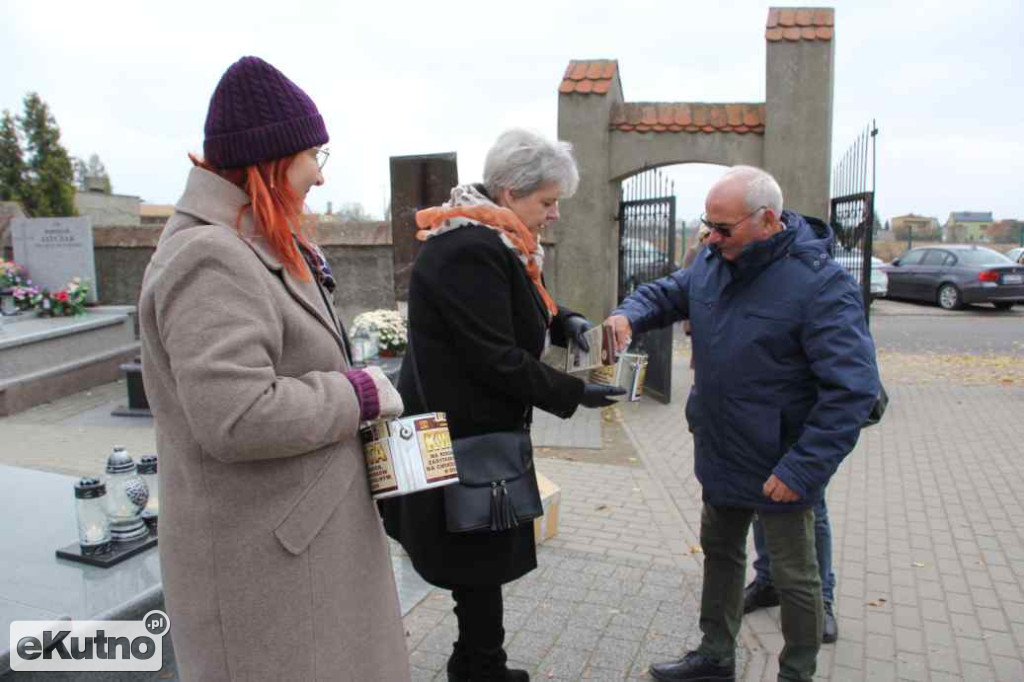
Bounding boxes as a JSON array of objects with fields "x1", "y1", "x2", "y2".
[
  {"x1": 559, "y1": 59, "x2": 618, "y2": 95},
  {"x1": 766, "y1": 7, "x2": 834, "y2": 42},
  {"x1": 743, "y1": 105, "x2": 761, "y2": 127},
  {"x1": 725, "y1": 104, "x2": 743, "y2": 127},
  {"x1": 692, "y1": 105, "x2": 709, "y2": 128},
  {"x1": 674, "y1": 104, "x2": 692, "y2": 126},
  {"x1": 609, "y1": 102, "x2": 765, "y2": 134},
  {"x1": 657, "y1": 104, "x2": 674, "y2": 125}
]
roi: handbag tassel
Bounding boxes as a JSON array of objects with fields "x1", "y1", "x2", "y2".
[{"x1": 490, "y1": 481, "x2": 519, "y2": 531}]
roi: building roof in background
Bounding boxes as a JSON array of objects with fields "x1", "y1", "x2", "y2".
[
  {"x1": 949, "y1": 211, "x2": 993, "y2": 222},
  {"x1": 140, "y1": 204, "x2": 175, "y2": 218}
]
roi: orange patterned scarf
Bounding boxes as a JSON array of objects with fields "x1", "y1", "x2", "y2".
[{"x1": 415, "y1": 197, "x2": 558, "y2": 317}]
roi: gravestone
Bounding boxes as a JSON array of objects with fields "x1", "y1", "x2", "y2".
[
  {"x1": 11, "y1": 216, "x2": 98, "y2": 303},
  {"x1": 389, "y1": 153, "x2": 458, "y2": 302}
]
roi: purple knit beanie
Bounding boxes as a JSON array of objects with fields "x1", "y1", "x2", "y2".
[{"x1": 203, "y1": 56, "x2": 328, "y2": 168}]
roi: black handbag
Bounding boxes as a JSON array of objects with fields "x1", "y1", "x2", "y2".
[
  {"x1": 404, "y1": 334, "x2": 543, "y2": 533},
  {"x1": 863, "y1": 384, "x2": 889, "y2": 427}
]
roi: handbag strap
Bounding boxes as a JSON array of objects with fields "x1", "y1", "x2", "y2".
[{"x1": 403, "y1": 330, "x2": 532, "y2": 430}]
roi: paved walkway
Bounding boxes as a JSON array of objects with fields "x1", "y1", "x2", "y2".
[
  {"x1": 404, "y1": 342, "x2": 1024, "y2": 681},
  {"x1": 618, "y1": 353, "x2": 1024, "y2": 681},
  {"x1": 2, "y1": 339, "x2": 1023, "y2": 680}
]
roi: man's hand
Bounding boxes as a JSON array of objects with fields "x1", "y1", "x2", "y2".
[
  {"x1": 602, "y1": 315, "x2": 633, "y2": 354},
  {"x1": 762, "y1": 474, "x2": 800, "y2": 503}
]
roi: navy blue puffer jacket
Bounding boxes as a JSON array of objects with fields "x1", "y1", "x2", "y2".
[{"x1": 614, "y1": 211, "x2": 880, "y2": 512}]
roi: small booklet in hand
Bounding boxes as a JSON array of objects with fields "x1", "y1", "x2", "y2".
[{"x1": 542, "y1": 326, "x2": 618, "y2": 375}]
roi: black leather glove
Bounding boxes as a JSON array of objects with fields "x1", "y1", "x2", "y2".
[
  {"x1": 564, "y1": 315, "x2": 595, "y2": 351},
  {"x1": 580, "y1": 383, "x2": 627, "y2": 408}
]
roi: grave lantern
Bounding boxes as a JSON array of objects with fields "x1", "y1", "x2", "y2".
[
  {"x1": 137, "y1": 454, "x2": 158, "y2": 533},
  {"x1": 104, "y1": 446, "x2": 150, "y2": 542},
  {"x1": 0, "y1": 289, "x2": 16, "y2": 316},
  {"x1": 74, "y1": 478, "x2": 112, "y2": 556}
]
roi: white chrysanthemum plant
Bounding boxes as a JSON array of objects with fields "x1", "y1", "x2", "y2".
[{"x1": 352, "y1": 309, "x2": 408, "y2": 355}]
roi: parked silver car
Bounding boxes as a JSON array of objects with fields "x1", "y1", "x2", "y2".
[
  {"x1": 882, "y1": 245, "x2": 1024, "y2": 310},
  {"x1": 833, "y1": 246, "x2": 888, "y2": 303}
]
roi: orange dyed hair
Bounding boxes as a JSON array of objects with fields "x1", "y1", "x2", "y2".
[{"x1": 189, "y1": 153, "x2": 313, "y2": 281}]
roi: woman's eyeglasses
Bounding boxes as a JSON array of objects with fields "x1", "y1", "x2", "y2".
[
  {"x1": 314, "y1": 147, "x2": 330, "y2": 171},
  {"x1": 699, "y1": 206, "x2": 767, "y2": 239}
]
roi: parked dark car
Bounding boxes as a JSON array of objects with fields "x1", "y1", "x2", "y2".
[
  {"x1": 882, "y1": 245, "x2": 1024, "y2": 311},
  {"x1": 620, "y1": 237, "x2": 674, "y2": 291}
]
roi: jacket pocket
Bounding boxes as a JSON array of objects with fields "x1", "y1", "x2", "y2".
[
  {"x1": 273, "y1": 447, "x2": 356, "y2": 555},
  {"x1": 723, "y1": 397, "x2": 782, "y2": 467}
]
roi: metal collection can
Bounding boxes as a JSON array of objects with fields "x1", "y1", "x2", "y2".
[
  {"x1": 588, "y1": 352, "x2": 648, "y2": 402},
  {"x1": 360, "y1": 412, "x2": 460, "y2": 499}
]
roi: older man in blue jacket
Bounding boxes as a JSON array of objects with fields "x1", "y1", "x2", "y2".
[{"x1": 605, "y1": 166, "x2": 879, "y2": 682}]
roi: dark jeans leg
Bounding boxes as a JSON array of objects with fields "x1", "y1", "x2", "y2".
[
  {"x1": 760, "y1": 508, "x2": 822, "y2": 682},
  {"x1": 813, "y1": 498, "x2": 835, "y2": 604},
  {"x1": 752, "y1": 516, "x2": 772, "y2": 584},
  {"x1": 754, "y1": 496, "x2": 835, "y2": 605},
  {"x1": 697, "y1": 503, "x2": 754, "y2": 665},
  {"x1": 452, "y1": 584, "x2": 504, "y2": 649}
]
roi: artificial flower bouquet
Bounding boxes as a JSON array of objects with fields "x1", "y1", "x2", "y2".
[{"x1": 352, "y1": 309, "x2": 408, "y2": 355}]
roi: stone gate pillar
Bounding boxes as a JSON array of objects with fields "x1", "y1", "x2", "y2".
[
  {"x1": 763, "y1": 7, "x2": 835, "y2": 220},
  {"x1": 555, "y1": 60, "x2": 623, "y2": 322}
]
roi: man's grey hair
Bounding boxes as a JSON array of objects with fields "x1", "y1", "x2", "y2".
[
  {"x1": 722, "y1": 165, "x2": 784, "y2": 216},
  {"x1": 484, "y1": 129, "x2": 580, "y2": 199}
]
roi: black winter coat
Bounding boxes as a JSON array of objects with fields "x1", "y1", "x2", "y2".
[{"x1": 380, "y1": 223, "x2": 585, "y2": 588}]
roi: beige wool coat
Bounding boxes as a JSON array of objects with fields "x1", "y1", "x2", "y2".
[{"x1": 139, "y1": 168, "x2": 410, "y2": 682}]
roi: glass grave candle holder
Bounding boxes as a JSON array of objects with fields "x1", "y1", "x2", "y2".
[
  {"x1": 137, "y1": 454, "x2": 158, "y2": 533},
  {"x1": 74, "y1": 478, "x2": 112, "y2": 556},
  {"x1": 103, "y1": 446, "x2": 150, "y2": 542}
]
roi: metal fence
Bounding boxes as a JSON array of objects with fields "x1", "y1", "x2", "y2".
[
  {"x1": 830, "y1": 120, "x2": 878, "y2": 321},
  {"x1": 618, "y1": 169, "x2": 676, "y2": 404}
]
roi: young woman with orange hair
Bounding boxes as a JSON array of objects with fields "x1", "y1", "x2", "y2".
[{"x1": 139, "y1": 57, "x2": 409, "y2": 682}]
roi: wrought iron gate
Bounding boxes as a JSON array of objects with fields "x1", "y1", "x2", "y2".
[
  {"x1": 830, "y1": 120, "x2": 878, "y2": 322},
  {"x1": 618, "y1": 169, "x2": 676, "y2": 404}
]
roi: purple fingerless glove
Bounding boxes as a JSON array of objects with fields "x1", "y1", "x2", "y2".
[{"x1": 344, "y1": 370, "x2": 380, "y2": 421}]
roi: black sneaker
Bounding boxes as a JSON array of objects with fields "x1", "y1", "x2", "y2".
[
  {"x1": 822, "y1": 601, "x2": 838, "y2": 644},
  {"x1": 742, "y1": 580, "x2": 780, "y2": 614},
  {"x1": 649, "y1": 650, "x2": 735, "y2": 681}
]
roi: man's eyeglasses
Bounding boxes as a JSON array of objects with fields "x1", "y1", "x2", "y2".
[
  {"x1": 699, "y1": 206, "x2": 768, "y2": 239},
  {"x1": 314, "y1": 147, "x2": 330, "y2": 171}
]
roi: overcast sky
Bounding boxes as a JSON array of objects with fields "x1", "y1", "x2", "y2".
[{"x1": 2, "y1": 0, "x2": 1021, "y2": 225}]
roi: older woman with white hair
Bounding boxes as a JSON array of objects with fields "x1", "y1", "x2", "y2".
[{"x1": 381, "y1": 129, "x2": 621, "y2": 682}]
